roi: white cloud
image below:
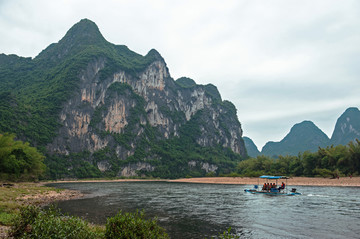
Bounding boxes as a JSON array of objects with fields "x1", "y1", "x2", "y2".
[{"x1": 0, "y1": 0, "x2": 359, "y2": 150}]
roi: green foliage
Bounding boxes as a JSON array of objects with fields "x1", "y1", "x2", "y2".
[
  {"x1": 312, "y1": 168, "x2": 335, "y2": 178},
  {"x1": 220, "y1": 101, "x2": 237, "y2": 116},
  {"x1": 0, "y1": 210, "x2": 14, "y2": 225},
  {"x1": 0, "y1": 133, "x2": 45, "y2": 181},
  {"x1": 218, "y1": 227, "x2": 240, "y2": 239},
  {"x1": 204, "y1": 84, "x2": 221, "y2": 102},
  {"x1": 8, "y1": 205, "x2": 238, "y2": 239},
  {"x1": 175, "y1": 77, "x2": 196, "y2": 88},
  {"x1": 10, "y1": 206, "x2": 101, "y2": 239},
  {"x1": 237, "y1": 139, "x2": 360, "y2": 177},
  {"x1": 9, "y1": 205, "x2": 39, "y2": 238},
  {"x1": 44, "y1": 153, "x2": 102, "y2": 179},
  {"x1": 105, "y1": 210, "x2": 169, "y2": 239}
]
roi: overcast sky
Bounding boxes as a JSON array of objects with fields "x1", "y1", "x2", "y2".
[{"x1": 1, "y1": 0, "x2": 359, "y2": 150}]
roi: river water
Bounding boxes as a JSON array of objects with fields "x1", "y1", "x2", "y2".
[{"x1": 48, "y1": 182, "x2": 360, "y2": 238}]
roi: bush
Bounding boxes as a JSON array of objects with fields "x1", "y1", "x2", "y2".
[
  {"x1": 9, "y1": 205, "x2": 39, "y2": 238},
  {"x1": 105, "y1": 210, "x2": 169, "y2": 239},
  {"x1": 9, "y1": 206, "x2": 101, "y2": 239},
  {"x1": 313, "y1": 168, "x2": 334, "y2": 178},
  {"x1": 218, "y1": 227, "x2": 240, "y2": 239},
  {"x1": 0, "y1": 210, "x2": 14, "y2": 225}
]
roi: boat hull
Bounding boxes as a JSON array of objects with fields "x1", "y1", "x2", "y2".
[{"x1": 244, "y1": 189, "x2": 301, "y2": 196}]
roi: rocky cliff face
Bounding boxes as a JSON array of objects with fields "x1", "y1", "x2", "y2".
[
  {"x1": 42, "y1": 19, "x2": 246, "y2": 178},
  {"x1": 49, "y1": 57, "x2": 244, "y2": 153}
]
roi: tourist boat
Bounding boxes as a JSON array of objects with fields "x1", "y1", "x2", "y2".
[{"x1": 244, "y1": 175, "x2": 301, "y2": 196}]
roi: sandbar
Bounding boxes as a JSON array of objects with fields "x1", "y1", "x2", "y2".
[
  {"x1": 48, "y1": 177, "x2": 360, "y2": 187},
  {"x1": 169, "y1": 176, "x2": 360, "y2": 187}
]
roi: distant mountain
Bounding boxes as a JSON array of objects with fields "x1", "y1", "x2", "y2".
[
  {"x1": 243, "y1": 136, "x2": 260, "y2": 157},
  {"x1": 262, "y1": 121, "x2": 329, "y2": 157},
  {"x1": 330, "y1": 107, "x2": 360, "y2": 145}
]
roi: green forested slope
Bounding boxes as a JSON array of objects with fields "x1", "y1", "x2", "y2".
[
  {"x1": 0, "y1": 19, "x2": 245, "y2": 179},
  {"x1": 0, "y1": 19, "x2": 158, "y2": 146}
]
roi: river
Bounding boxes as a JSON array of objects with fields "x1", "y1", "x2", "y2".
[{"x1": 48, "y1": 182, "x2": 360, "y2": 238}]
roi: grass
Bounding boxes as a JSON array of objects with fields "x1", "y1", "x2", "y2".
[{"x1": 0, "y1": 182, "x2": 65, "y2": 225}]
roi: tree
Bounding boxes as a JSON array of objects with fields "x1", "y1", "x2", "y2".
[
  {"x1": 348, "y1": 139, "x2": 360, "y2": 175},
  {"x1": 0, "y1": 133, "x2": 45, "y2": 181}
]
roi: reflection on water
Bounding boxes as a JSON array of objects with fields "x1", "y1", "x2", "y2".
[{"x1": 49, "y1": 182, "x2": 360, "y2": 239}]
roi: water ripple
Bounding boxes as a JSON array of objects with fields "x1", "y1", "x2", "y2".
[{"x1": 50, "y1": 182, "x2": 360, "y2": 239}]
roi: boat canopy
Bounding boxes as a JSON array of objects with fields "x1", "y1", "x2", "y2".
[{"x1": 259, "y1": 175, "x2": 289, "y2": 179}]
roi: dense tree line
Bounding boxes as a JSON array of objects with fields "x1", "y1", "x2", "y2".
[
  {"x1": 237, "y1": 139, "x2": 360, "y2": 177},
  {"x1": 0, "y1": 133, "x2": 45, "y2": 181}
]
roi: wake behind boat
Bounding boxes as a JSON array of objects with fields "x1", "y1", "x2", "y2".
[{"x1": 244, "y1": 175, "x2": 301, "y2": 196}]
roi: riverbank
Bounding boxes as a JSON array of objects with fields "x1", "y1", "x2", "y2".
[
  {"x1": 47, "y1": 176, "x2": 360, "y2": 187},
  {"x1": 1, "y1": 177, "x2": 358, "y2": 238},
  {"x1": 0, "y1": 182, "x2": 83, "y2": 238},
  {"x1": 169, "y1": 176, "x2": 360, "y2": 187},
  {"x1": 47, "y1": 178, "x2": 167, "y2": 184},
  {"x1": 0, "y1": 182, "x2": 83, "y2": 207}
]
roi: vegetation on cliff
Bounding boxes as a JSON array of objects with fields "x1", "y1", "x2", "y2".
[
  {"x1": 0, "y1": 19, "x2": 246, "y2": 179},
  {"x1": 0, "y1": 19, "x2": 157, "y2": 146},
  {"x1": 44, "y1": 107, "x2": 243, "y2": 179}
]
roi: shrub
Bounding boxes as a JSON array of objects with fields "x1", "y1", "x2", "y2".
[
  {"x1": 105, "y1": 210, "x2": 169, "y2": 239},
  {"x1": 313, "y1": 168, "x2": 334, "y2": 178},
  {"x1": 0, "y1": 210, "x2": 14, "y2": 225},
  {"x1": 9, "y1": 205, "x2": 39, "y2": 238},
  {"x1": 9, "y1": 206, "x2": 101, "y2": 239},
  {"x1": 216, "y1": 227, "x2": 239, "y2": 239}
]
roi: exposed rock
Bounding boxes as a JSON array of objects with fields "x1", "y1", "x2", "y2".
[
  {"x1": 104, "y1": 99, "x2": 128, "y2": 133},
  {"x1": 201, "y1": 163, "x2": 218, "y2": 173},
  {"x1": 187, "y1": 161, "x2": 218, "y2": 173},
  {"x1": 188, "y1": 161, "x2": 197, "y2": 168},
  {"x1": 119, "y1": 163, "x2": 155, "y2": 177},
  {"x1": 97, "y1": 161, "x2": 110, "y2": 172}
]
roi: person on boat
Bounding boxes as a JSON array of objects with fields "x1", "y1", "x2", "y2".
[
  {"x1": 266, "y1": 183, "x2": 270, "y2": 191},
  {"x1": 262, "y1": 183, "x2": 267, "y2": 190},
  {"x1": 278, "y1": 182, "x2": 285, "y2": 191}
]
